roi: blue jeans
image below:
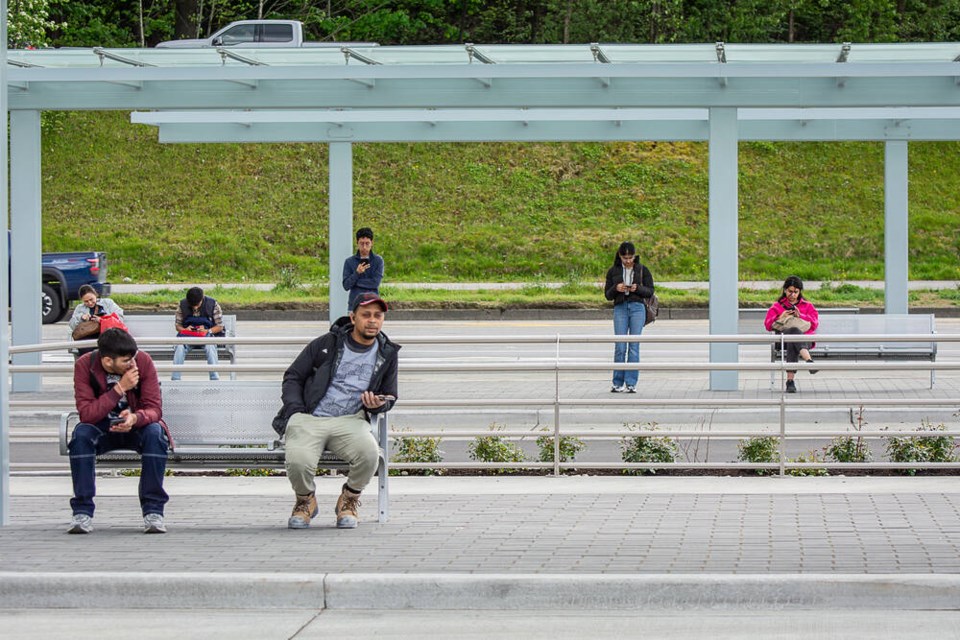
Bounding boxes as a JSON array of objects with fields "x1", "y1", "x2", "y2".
[
  {"x1": 172, "y1": 343, "x2": 220, "y2": 380},
  {"x1": 68, "y1": 420, "x2": 169, "y2": 517},
  {"x1": 612, "y1": 301, "x2": 646, "y2": 388}
]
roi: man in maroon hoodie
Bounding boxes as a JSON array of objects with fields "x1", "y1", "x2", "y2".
[{"x1": 67, "y1": 328, "x2": 170, "y2": 534}]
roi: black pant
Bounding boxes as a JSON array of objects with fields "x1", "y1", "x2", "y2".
[{"x1": 778, "y1": 327, "x2": 811, "y2": 373}]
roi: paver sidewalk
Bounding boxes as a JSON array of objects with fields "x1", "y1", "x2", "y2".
[{"x1": 3, "y1": 476, "x2": 959, "y2": 576}]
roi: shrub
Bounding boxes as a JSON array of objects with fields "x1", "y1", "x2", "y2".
[
  {"x1": 787, "y1": 450, "x2": 829, "y2": 477},
  {"x1": 884, "y1": 421, "x2": 958, "y2": 475},
  {"x1": 536, "y1": 432, "x2": 586, "y2": 463},
  {"x1": 737, "y1": 436, "x2": 780, "y2": 475},
  {"x1": 620, "y1": 423, "x2": 679, "y2": 475},
  {"x1": 391, "y1": 434, "x2": 444, "y2": 476},
  {"x1": 826, "y1": 436, "x2": 872, "y2": 463},
  {"x1": 468, "y1": 424, "x2": 526, "y2": 473}
]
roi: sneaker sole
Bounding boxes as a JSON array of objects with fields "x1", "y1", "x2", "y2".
[
  {"x1": 67, "y1": 525, "x2": 92, "y2": 534},
  {"x1": 144, "y1": 526, "x2": 166, "y2": 534}
]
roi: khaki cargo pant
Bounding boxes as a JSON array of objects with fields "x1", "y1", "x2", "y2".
[{"x1": 283, "y1": 411, "x2": 379, "y2": 496}]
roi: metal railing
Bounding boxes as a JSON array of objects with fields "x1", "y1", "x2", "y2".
[{"x1": 8, "y1": 332, "x2": 960, "y2": 475}]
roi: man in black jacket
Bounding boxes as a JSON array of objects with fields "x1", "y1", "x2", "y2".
[{"x1": 274, "y1": 293, "x2": 400, "y2": 529}]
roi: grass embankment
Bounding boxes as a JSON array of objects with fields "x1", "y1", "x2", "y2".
[
  {"x1": 112, "y1": 283, "x2": 960, "y2": 312},
  {"x1": 42, "y1": 111, "x2": 960, "y2": 310}
]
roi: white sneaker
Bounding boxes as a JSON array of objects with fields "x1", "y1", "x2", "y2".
[
  {"x1": 67, "y1": 513, "x2": 93, "y2": 534},
  {"x1": 626, "y1": 385, "x2": 637, "y2": 393},
  {"x1": 611, "y1": 385, "x2": 627, "y2": 393},
  {"x1": 143, "y1": 513, "x2": 167, "y2": 534}
]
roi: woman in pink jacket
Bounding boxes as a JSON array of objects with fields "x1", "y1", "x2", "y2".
[{"x1": 764, "y1": 276, "x2": 819, "y2": 393}]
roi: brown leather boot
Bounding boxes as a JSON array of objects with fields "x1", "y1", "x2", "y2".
[
  {"x1": 335, "y1": 484, "x2": 362, "y2": 529},
  {"x1": 288, "y1": 493, "x2": 318, "y2": 529}
]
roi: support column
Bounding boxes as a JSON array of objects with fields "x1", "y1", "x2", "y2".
[
  {"x1": 884, "y1": 141, "x2": 909, "y2": 314},
  {"x1": 328, "y1": 143, "x2": 353, "y2": 324},
  {"x1": 708, "y1": 108, "x2": 739, "y2": 391},
  {"x1": 10, "y1": 110, "x2": 43, "y2": 392},
  {"x1": 2, "y1": 0, "x2": 13, "y2": 525}
]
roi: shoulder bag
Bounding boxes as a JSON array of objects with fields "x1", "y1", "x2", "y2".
[{"x1": 771, "y1": 314, "x2": 811, "y2": 333}]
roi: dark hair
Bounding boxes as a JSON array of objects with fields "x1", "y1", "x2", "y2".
[
  {"x1": 612, "y1": 241, "x2": 636, "y2": 267},
  {"x1": 78, "y1": 284, "x2": 97, "y2": 298},
  {"x1": 781, "y1": 275, "x2": 805, "y2": 300},
  {"x1": 97, "y1": 328, "x2": 138, "y2": 358},
  {"x1": 356, "y1": 227, "x2": 374, "y2": 241},
  {"x1": 186, "y1": 287, "x2": 204, "y2": 307}
]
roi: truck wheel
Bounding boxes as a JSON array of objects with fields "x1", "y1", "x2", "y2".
[{"x1": 41, "y1": 284, "x2": 65, "y2": 324}]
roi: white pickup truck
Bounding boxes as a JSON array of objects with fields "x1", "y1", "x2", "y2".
[{"x1": 156, "y1": 19, "x2": 373, "y2": 48}]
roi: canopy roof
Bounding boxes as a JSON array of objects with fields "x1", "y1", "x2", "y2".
[{"x1": 8, "y1": 42, "x2": 960, "y2": 111}]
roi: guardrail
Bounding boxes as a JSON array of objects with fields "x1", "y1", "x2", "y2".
[{"x1": 9, "y1": 333, "x2": 960, "y2": 475}]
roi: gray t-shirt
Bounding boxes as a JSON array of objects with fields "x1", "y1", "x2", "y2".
[{"x1": 312, "y1": 337, "x2": 379, "y2": 418}]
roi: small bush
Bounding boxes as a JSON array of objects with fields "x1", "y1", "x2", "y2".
[
  {"x1": 536, "y1": 432, "x2": 586, "y2": 463},
  {"x1": 737, "y1": 436, "x2": 780, "y2": 475},
  {"x1": 391, "y1": 434, "x2": 444, "y2": 476},
  {"x1": 468, "y1": 424, "x2": 526, "y2": 473},
  {"x1": 620, "y1": 423, "x2": 679, "y2": 475},
  {"x1": 787, "y1": 450, "x2": 830, "y2": 477},
  {"x1": 885, "y1": 422, "x2": 958, "y2": 475},
  {"x1": 826, "y1": 436, "x2": 872, "y2": 463}
]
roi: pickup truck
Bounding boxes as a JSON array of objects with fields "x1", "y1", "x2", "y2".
[
  {"x1": 8, "y1": 233, "x2": 111, "y2": 323},
  {"x1": 155, "y1": 20, "x2": 373, "y2": 49},
  {"x1": 40, "y1": 251, "x2": 111, "y2": 324}
]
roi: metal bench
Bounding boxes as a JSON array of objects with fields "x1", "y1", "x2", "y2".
[
  {"x1": 58, "y1": 381, "x2": 390, "y2": 522},
  {"x1": 124, "y1": 314, "x2": 238, "y2": 379},
  {"x1": 768, "y1": 313, "x2": 937, "y2": 389}
]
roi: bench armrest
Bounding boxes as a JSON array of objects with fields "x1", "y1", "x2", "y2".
[{"x1": 59, "y1": 411, "x2": 79, "y2": 456}]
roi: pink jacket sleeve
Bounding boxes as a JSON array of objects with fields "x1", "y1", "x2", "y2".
[
  {"x1": 797, "y1": 301, "x2": 819, "y2": 334},
  {"x1": 763, "y1": 303, "x2": 783, "y2": 332}
]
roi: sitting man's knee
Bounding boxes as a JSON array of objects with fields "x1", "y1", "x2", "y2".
[{"x1": 68, "y1": 423, "x2": 99, "y2": 451}]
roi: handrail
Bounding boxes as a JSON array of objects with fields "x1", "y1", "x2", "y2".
[{"x1": 8, "y1": 332, "x2": 959, "y2": 474}]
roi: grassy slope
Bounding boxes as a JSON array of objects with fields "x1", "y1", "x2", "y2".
[{"x1": 41, "y1": 112, "x2": 960, "y2": 284}]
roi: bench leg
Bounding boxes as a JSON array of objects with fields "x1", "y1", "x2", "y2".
[{"x1": 377, "y1": 454, "x2": 389, "y2": 523}]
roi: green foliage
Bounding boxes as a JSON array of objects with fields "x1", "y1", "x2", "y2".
[
  {"x1": 620, "y1": 423, "x2": 679, "y2": 475},
  {"x1": 787, "y1": 450, "x2": 830, "y2": 477},
  {"x1": 8, "y1": 0, "x2": 59, "y2": 47},
  {"x1": 39, "y1": 112, "x2": 960, "y2": 286},
  {"x1": 225, "y1": 467, "x2": 283, "y2": 477},
  {"x1": 391, "y1": 434, "x2": 444, "y2": 476},
  {"x1": 827, "y1": 436, "x2": 873, "y2": 463},
  {"x1": 884, "y1": 422, "x2": 958, "y2": 475},
  {"x1": 536, "y1": 432, "x2": 586, "y2": 463},
  {"x1": 467, "y1": 424, "x2": 526, "y2": 473},
  {"x1": 737, "y1": 436, "x2": 780, "y2": 475}
]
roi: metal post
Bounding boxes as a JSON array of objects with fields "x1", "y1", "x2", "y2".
[
  {"x1": 10, "y1": 109, "x2": 43, "y2": 392},
  {"x1": 708, "y1": 107, "x2": 739, "y2": 391},
  {"x1": 554, "y1": 334, "x2": 561, "y2": 477},
  {"x1": 2, "y1": 0, "x2": 12, "y2": 525},
  {"x1": 778, "y1": 393, "x2": 786, "y2": 477},
  {"x1": 884, "y1": 141, "x2": 909, "y2": 314},
  {"x1": 328, "y1": 142, "x2": 353, "y2": 324}
]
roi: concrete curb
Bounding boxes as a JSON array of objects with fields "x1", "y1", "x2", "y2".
[{"x1": 3, "y1": 572, "x2": 960, "y2": 610}]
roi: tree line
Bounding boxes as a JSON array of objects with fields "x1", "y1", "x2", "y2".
[{"x1": 8, "y1": 0, "x2": 960, "y2": 49}]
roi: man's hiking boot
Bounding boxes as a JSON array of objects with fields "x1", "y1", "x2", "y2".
[
  {"x1": 288, "y1": 493, "x2": 318, "y2": 529},
  {"x1": 335, "y1": 484, "x2": 362, "y2": 529}
]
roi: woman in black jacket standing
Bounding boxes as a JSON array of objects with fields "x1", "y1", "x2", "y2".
[{"x1": 604, "y1": 241, "x2": 655, "y2": 393}]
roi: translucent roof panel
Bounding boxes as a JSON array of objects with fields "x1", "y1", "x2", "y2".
[{"x1": 11, "y1": 41, "x2": 960, "y2": 69}]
